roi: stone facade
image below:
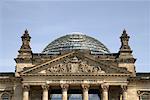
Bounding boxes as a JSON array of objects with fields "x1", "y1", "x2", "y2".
[{"x1": 0, "y1": 30, "x2": 150, "y2": 100}]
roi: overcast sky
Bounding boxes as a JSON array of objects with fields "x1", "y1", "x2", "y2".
[{"x1": 0, "y1": 0, "x2": 150, "y2": 72}]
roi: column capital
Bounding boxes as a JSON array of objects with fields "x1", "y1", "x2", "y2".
[
  {"x1": 137, "y1": 90, "x2": 141, "y2": 96},
  {"x1": 61, "y1": 84, "x2": 69, "y2": 91},
  {"x1": 42, "y1": 85, "x2": 49, "y2": 91},
  {"x1": 121, "y1": 85, "x2": 128, "y2": 92},
  {"x1": 82, "y1": 84, "x2": 90, "y2": 91},
  {"x1": 22, "y1": 85, "x2": 30, "y2": 91},
  {"x1": 101, "y1": 85, "x2": 109, "y2": 92}
]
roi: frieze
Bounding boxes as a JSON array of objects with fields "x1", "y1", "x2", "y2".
[
  {"x1": 46, "y1": 80, "x2": 103, "y2": 84},
  {"x1": 46, "y1": 56, "x2": 105, "y2": 74}
]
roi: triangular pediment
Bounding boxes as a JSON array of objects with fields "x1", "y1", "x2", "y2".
[
  {"x1": 21, "y1": 51, "x2": 130, "y2": 75},
  {"x1": 38, "y1": 56, "x2": 105, "y2": 74}
]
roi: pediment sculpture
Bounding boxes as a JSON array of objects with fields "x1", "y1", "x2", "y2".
[{"x1": 46, "y1": 56, "x2": 105, "y2": 74}]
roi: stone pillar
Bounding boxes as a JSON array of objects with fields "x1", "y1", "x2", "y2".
[
  {"x1": 121, "y1": 85, "x2": 128, "y2": 100},
  {"x1": 23, "y1": 85, "x2": 30, "y2": 100},
  {"x1": 101, "y1": 85, "x2": 109, "y2": 100},
  {"x1": 82, "y1": 84, "x2": 90, "y2": 100},
  {"x1": 61, "y1": 84, "x2": 69, "y2": 100},
  {"x1": 137, "y1": 90, "x2": 141, "y2": 100},
  {"x1": 42, "y1": 85, "x2": 49, "y2": 100}
]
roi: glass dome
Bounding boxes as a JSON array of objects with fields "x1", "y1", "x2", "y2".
[{"x1": 42, "y1": 32, "x2": 110, "y2": 54}]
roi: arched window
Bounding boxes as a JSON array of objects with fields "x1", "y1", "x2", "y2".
[
  {"x1": 141, "y1": 92, "x2": 150, "y2": 100},
  {"x1": 1, "y1": 93, "x2": 9, "y2": 100}
]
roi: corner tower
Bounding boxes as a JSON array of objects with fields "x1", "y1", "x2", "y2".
[
  {"x1": 15, "y1": 30, "x2": 33, "y2": 76},
  {"x1": 118, "y1": 29, "x2": 136, "y2": 76}
]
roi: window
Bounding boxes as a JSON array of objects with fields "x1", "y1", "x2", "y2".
[
  {"x1": 68, "y1": 89, "x2": 82, "y2": 100},
  {"x1": 141, "y1": 93, "x2": 150, "y2": 100},
  {"x1": 1, "y1": 93, "x2": 9, "y2": 100},
  {"x1": 68, "y1": 94, "x2": 82, "y2": 100},
  {"x1": 50, "y1": 94, "x2": 62, "y2": 100},
  {"x1": 89, "y1": 94, "x2": 100, "y2": 100},
  {"x1": 89, "y1": 89, "x2": 100, "y2": 100},
  {"x1": 50, "y1": 89, "x2": 62, "y2": 100}
]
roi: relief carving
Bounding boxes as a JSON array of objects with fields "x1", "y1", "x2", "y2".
[{"x1": 46, "y1": 56, "x2": 105, "y2": 74}]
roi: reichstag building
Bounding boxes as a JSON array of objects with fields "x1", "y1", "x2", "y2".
[{"x1": 0, "y1": 30, "x2": 150, "y2": 100}]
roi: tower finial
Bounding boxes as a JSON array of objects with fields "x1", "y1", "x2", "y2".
[
  {"x1": 25, "y1": 29, "x2": 28, "y2": 34},
  {"x1": 123, "y1": 29, "x2": 126, "y2": 34},
  {"x1": 120, "y1": 29, "x2": 130, "y2": 50},
  {"x1": 17, "y1": 30, "x2": 32, "y2": 58}
]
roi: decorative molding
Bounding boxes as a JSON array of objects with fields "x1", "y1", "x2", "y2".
[{"x1": 21, "y1": 73, "x2": 130, "y2": 77}]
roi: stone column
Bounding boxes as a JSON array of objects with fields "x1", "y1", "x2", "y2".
[
  {"x1": 121, "y1": 85, "x2": 127, "y2": 100},
  {"x1": 42, "y1": 85, "x2": 49, "y2": 100},
  {"x1": 137, "y1": 90, "x2": 141, "y2": 100},
  {"x1": 23, "y1": 85, "x2": 30, "y2": 100},
  {"x1": 101, "y1": 85, "x2": 109, "y2": 100},
  {"x1": 82, "y1": 84, "x2": 90, "y2": 100},
  {"x1": 61, "y1": 84, "x2": 69, "y2": 100}
]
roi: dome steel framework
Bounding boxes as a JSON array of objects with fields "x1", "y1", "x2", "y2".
[{"x1": 42, "y1": 32, "x2": 110, "y2": 54}]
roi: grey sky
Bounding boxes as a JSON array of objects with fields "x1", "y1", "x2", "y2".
[{"x1": 0, "y1": 0, "x2": 150, "y2": 72}]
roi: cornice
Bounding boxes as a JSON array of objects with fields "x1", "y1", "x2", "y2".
[
  {"x1": 20, "y1": 73, "x2": 131, "y2": 77},
  {"x1": 0, "y1": 77, "x2": 22, "y2": 83},
  {"x1": 21, "y1": 51, "x2": 76, "y2": 74},
  {"x1": 117, "y1": 58, "x2": 136, "y2": 63}
]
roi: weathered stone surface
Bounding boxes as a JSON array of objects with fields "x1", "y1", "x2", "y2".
[{"x1": 0, "y1": 30, "x2": 149, "y2": 100}]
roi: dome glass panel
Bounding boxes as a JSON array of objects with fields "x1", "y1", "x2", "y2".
[{"x1": 42, "y1": 32, "x2": 110, "y2": 54}]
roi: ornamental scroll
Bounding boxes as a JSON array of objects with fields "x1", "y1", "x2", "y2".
[{"x1": 46, "y1": 56, "x2": 105, "y2": 73}]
